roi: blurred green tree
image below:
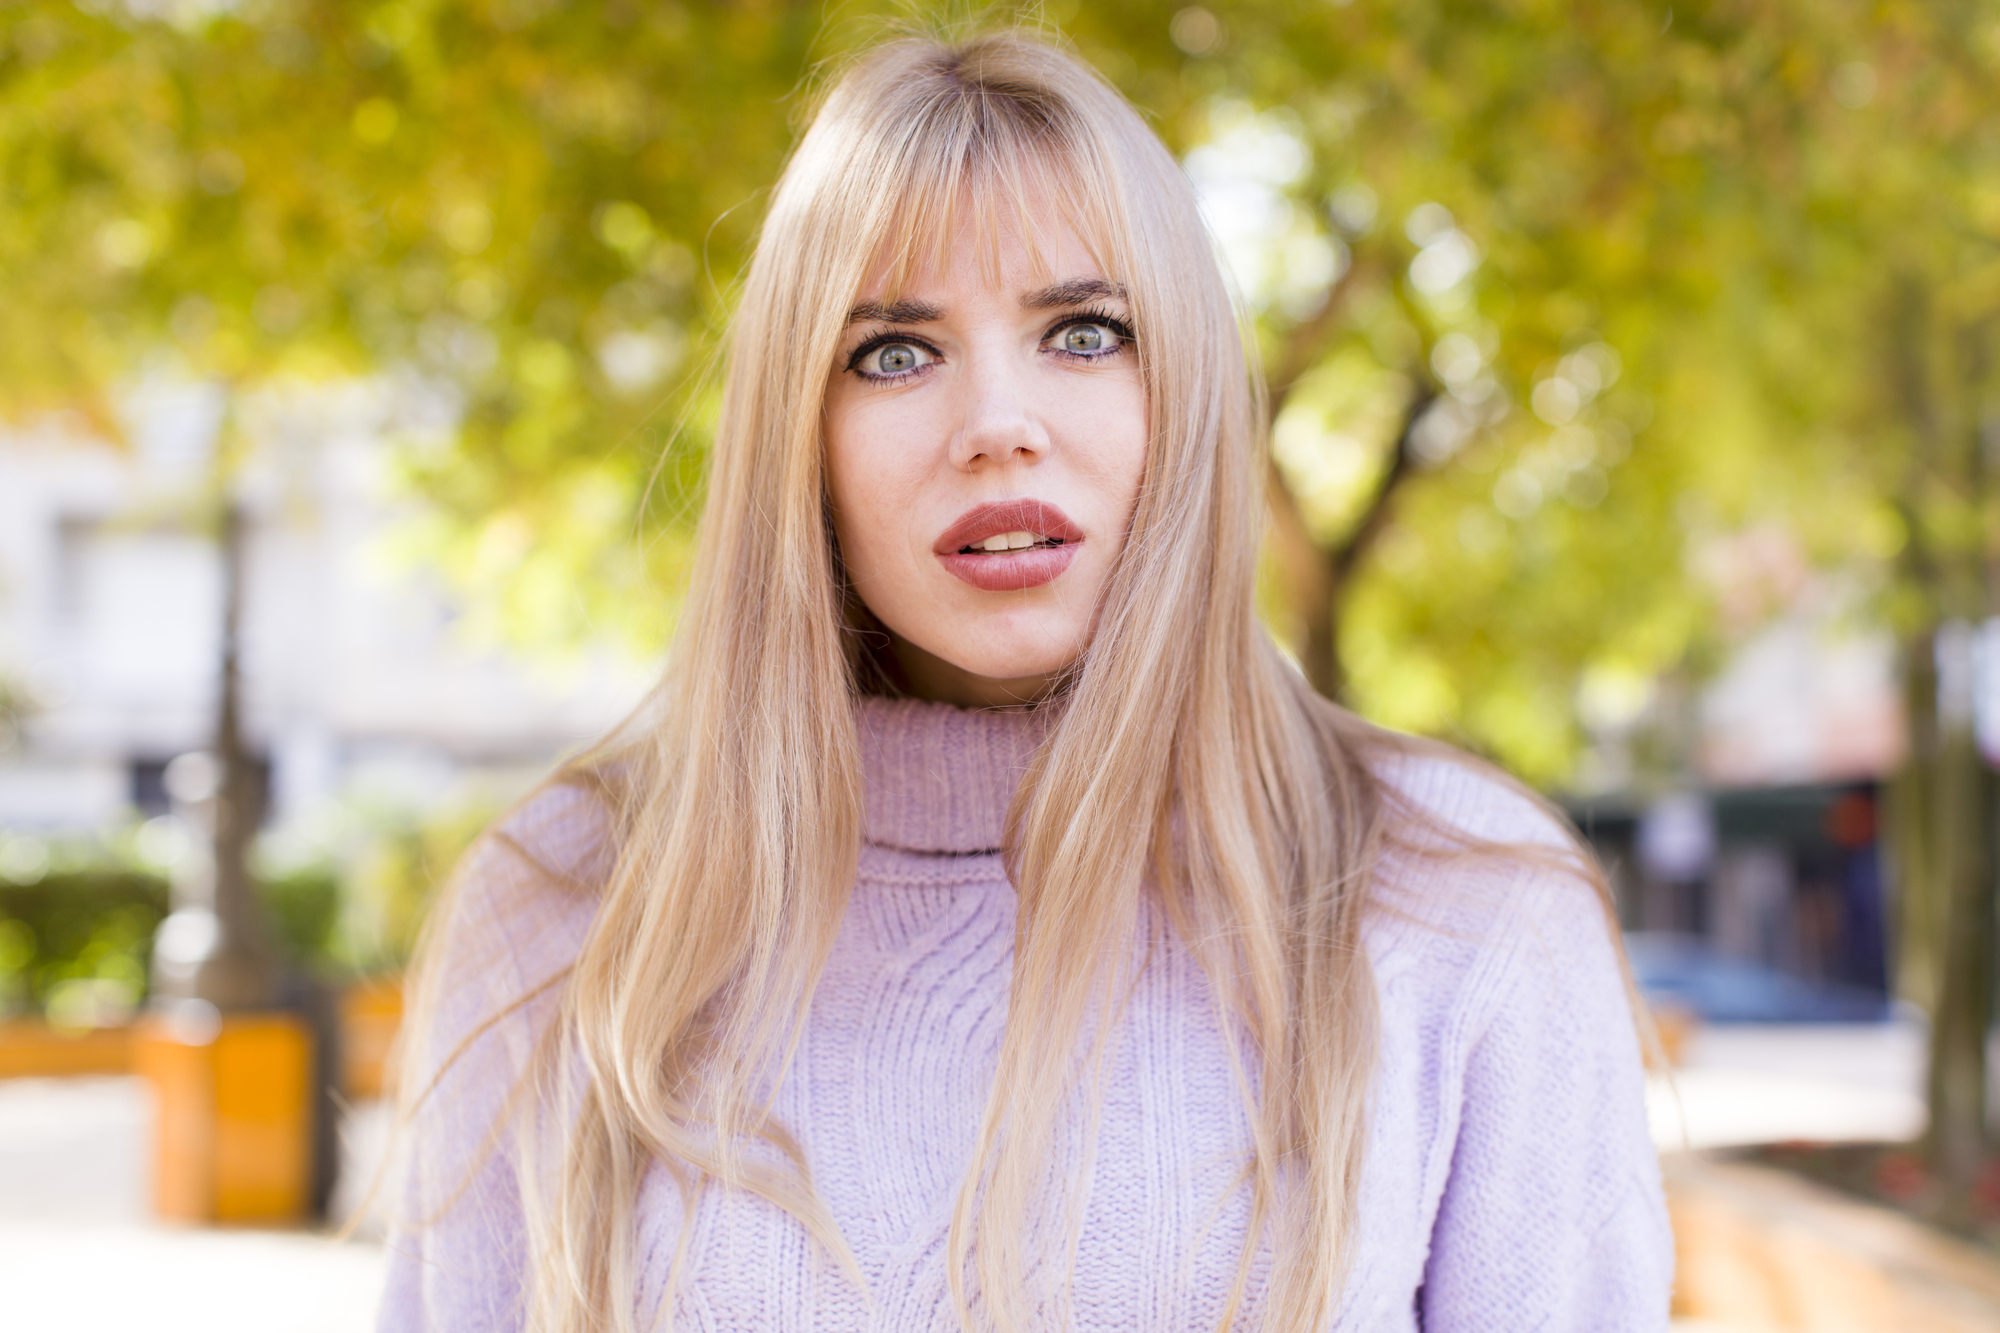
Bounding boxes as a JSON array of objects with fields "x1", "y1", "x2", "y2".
[
  {"x1": 0, "y1": 0, "x2": 1765, "y2": 765},
  {"x1": 0, "y1": 0, "x2": 885, "y2": 1006},
  {"x1": 0, "y1": 0, "x2": 863, "y2": 647}
]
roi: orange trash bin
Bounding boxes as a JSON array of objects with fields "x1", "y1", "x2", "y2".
[
  {"x1": 132, "y1": 1004, "x2": 314, "y2": 1225},
  {"x1": 339, "y1": 974, "x2": 405, "y2": 1101}
]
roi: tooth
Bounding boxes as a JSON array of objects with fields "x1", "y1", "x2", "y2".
[
  {"x1": 979, "y1": 534, "x2": 1012, "y2": 552},
  {"x1": 1007, "y1": 531, "x2": 1035, "y2": 550}
]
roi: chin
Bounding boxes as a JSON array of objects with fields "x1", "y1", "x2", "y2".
[
  {"x1": 939, "y1": 625, "x2": 1087, "y2": 683},
  {"x1": 954, "y1": 657, "x2": 1076, "y2": 686}
]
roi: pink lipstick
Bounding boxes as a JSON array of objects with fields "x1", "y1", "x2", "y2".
[{"x1": 934, "y1": 499, "x2": 1084, "y2": 592}]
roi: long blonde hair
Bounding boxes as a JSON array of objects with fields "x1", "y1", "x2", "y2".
[{"x1": 397, "y1": 29, "x2": 1619, "y2": 1333}]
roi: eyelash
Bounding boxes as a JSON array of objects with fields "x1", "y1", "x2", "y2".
[
  {"x1": 844, "y1": 331, "x2": 944, "y2": 382},
  {"x1": 843, "y1": 308, "x2": 1138, "y2": 382},
  {"x1": 1049, "y1": 307, "x2": 1137, "y2": 360}
]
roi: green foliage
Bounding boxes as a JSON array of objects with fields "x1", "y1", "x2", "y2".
[
  {"x1": 325, "y1": 798, "x2": 497, "y2": 975},
  {"x1": 0, "y1": 0, "x2": 871, "y2": 652},
  {"x1": 0, "y1": 870, "x2": 168, "y2": 1027},
  {"x1": 0, "y1": 677, "x2": 31, "y2": 755},
  {"x1": 1064, "y1": 0, "x2": 2000, "y2": 783},
  {"x1": 257, "y1": 863, "x2": 343, "y2": 975},
  {"x1": 5, "y1": 0, "x2": 1999, "y2": 787},
  {"x1": 0, "y1": 834, "x2": 471, "y2": 1020}
]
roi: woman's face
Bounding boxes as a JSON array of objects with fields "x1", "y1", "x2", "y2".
[{"x1": 824, "y1": 210, "x2": 1149, "y2": 708}]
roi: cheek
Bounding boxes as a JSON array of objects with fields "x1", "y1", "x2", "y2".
[
  {"x1": 1069, "y1": 379, "x2": 1151, "y2": 528},
  {"x1": 824, "y1": 400, "x2": 917, "y2": 591},
  {"x1": 824, "y1": 415, "x2": 874, "y2": 574}
]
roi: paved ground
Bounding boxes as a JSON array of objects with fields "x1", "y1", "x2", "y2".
[
  {"x1": 0, "y1": 1076, "x2": 387, "y2": 1332},
  {"x1": 1667, "y1": 1153, "x2": 2000, "y2": 1332},
  {"x1": 1648, "y1": 1021, "x2": 1930, "y2": 1151},
  {"x1": 1, "y1": 1217, "x2": 386, "y2": 1333},
  {"x1": 0, "y1": 1019, "x2": 1986, "y2": 1331}
]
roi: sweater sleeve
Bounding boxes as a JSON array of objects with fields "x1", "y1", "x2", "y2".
[
  {"x1": 376, "y1": 787, "x2": 606, "y2": 1333},
  {"x1": 1418, "y1": 873, "x2": 1673, "y2": 1331}
]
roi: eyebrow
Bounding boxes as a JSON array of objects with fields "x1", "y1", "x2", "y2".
[
  {"x1": 1020, "y1": 278, "x2": 1127, "y2": 310},
  {"x1": 846, "y1": 298, "x2": 943, "y2": 326},
  {"x1": 843, "y1": 278, "x2": 1128, "y2": 327}
]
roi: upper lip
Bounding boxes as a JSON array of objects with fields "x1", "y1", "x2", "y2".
[{"x1": 933, "y1": 499, "x2": 1086, "y2": 554}]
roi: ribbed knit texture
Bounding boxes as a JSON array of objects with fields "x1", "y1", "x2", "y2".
[{"x1": 380, "y1": 697, "x2": 1672, "y2": 1331}]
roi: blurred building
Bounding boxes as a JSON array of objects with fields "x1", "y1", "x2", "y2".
[
  {"x1": 1579, "y1": 783, "x2": 1893, "y2": 1021},
  {"x1": 0, "y1": 378, "x2": 652, "y2": 840},
  {"x1": 1574, "y1": 577, "x2": 1906, "y2": 1021}
]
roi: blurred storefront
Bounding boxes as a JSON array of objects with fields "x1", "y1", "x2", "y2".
[
  {"x1": 1575, "y1": 783, "x2": 1894, "y2": 1022},
  {"x1": 1571, "y1": 573, "x2": 1910, "y2": 1023}
]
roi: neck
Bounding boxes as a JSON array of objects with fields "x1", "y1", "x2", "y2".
[{"x1": 888, "y1": 636, "x2": 1056, "y2": 709}]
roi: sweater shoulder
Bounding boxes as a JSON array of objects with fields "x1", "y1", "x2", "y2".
[
  {"x1": 485, "y1": 778, "x2": 620, "y2": 898},
  {"x1": 1374, "y1": 745, "x2": 1574, "y2": 854},
  {"x1": 430, "y1": 779, "x2": 614, "y2": 1009},
  {"x1": 1364, "y1": 744, "x2": 1614, "y2": 1016}
]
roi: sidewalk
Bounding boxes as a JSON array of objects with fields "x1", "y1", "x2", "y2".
[
  {"x1": 1649, "y1": 1021, "x2": 1928, "y2": 1151},
  {"x1": 0, "y1": 1076, "x2": 385, "y2": 1332},
  {"x1": 1669, "y1": 1153, "x2": 2000, "y2": 1331},
  {"x1": 0, "y1": 1218, "x2": 385, "y2": 1332}
]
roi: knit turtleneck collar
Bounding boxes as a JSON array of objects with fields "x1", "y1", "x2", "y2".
[{"x1": 855, "y1": 696, "x2": 1051, "y2": 855}]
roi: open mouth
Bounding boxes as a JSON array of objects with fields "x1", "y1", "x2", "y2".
[
  {"x1": 957, "y1": 530, "x2": 1068, "y2": 554},
  {"x1": 934, "y1": 500, "x2": 1084, "y2": 592}
]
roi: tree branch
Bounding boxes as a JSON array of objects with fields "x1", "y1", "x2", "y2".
[
  {"x1": 1260, "y1": 262, "x2": 1373, "y2": 696},
  {"x1": 1266, "y1": 259, "x2": 1371, "y2": 421},
  {"x1": 1258, "y1": 257, "x2": 1443, "y2": 699},
  {"x1": 1265, "y1": 455, "x2": 1340, "y2": 694},
  {"x1": 1330, "y1": 381, "x2": 1436, "y2": 591}
]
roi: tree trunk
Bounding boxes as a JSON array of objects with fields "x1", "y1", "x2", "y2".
[
  {"x1": 1320, "y1": 384, "x2": 1434, "y2": 697},
  {"x1": 1266, "y1": 463, "x2": 1340, "y2": 696},
  {"x1": 1922, "y1": 619, "x2": 1993, "y2": 1218},
  {"x1": 1882, "y1": 279, "x2": 1995, "y2": 1201},
  {"x1": 1266, "y1": 383, "x2": 1434, "y2": 699},
  {"x1": 1888, "y1": 632, "x2": 1942, "y2": 1017}
]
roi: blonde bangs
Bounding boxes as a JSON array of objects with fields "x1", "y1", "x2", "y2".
[{"x1": 836, "y1": 59, "x2": 1131, "y2": 327}]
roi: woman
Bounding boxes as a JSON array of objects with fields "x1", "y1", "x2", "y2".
[{"x1": 381, "y1": 30, "x2": 1671, "y2": 1333}]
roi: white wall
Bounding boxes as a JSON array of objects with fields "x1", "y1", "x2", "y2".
[{"x1": 0, "y1": 378, "x2": 653, "y2": 836}]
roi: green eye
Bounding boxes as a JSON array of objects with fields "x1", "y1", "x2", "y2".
[
  {"x1": 1063, "y1": 325, "x2": 1106, "y2": 353},
  {"x1": 874, "y1": 343, "x2": 917, "y2": 373}
]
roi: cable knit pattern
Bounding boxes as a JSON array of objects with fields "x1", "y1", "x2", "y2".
[{"x1": 380, "y1": 698, "x2": 1671, "y2": 1331}]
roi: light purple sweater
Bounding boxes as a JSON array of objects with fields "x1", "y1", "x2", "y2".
[{"x1": 381, "y1": 698, "x2": 1672, "y2": 1330}]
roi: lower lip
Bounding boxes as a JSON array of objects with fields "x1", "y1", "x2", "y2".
[{"x1": 938, "y1": 543, "x2": 1080, "y2": 592}]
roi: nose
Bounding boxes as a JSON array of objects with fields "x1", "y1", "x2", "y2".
[{"x1": 947, "y1": 349, "x2": 1050, "y2": 472}]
